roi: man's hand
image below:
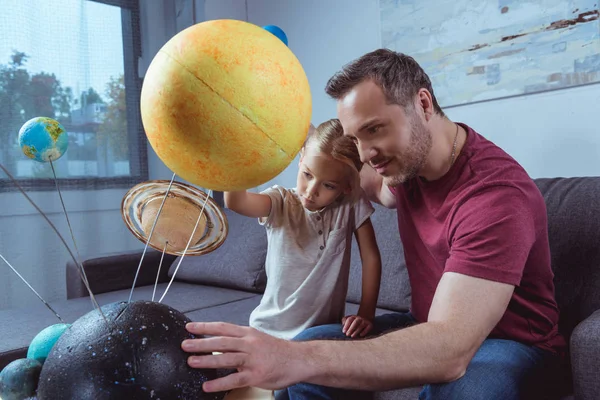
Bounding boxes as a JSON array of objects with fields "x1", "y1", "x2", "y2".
[
  {"x1": 182, "y1": 322, "x2": 304, "y2": 392},
  {"x1": 342, "y1": 315, "x2": 373, "y2": 338}
]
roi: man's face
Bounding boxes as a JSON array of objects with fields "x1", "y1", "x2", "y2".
[{"x1": 337, "y1": 80, "x2": 432, "y2": 186}]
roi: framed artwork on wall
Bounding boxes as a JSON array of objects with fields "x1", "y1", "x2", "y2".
[{"x1": 380, "y1": 0, "x2": 600, "y2": 107}]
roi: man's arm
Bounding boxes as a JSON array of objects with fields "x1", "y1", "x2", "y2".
[
  {"x1": 360, "y1": 164, "x2": 396, "y2": 209},
  {"x1": 182, "y1": 273, "x2": 513, "y2": 392},
  {"x1": 297, "y1": 273, "x2": 513, "y2": 390}
]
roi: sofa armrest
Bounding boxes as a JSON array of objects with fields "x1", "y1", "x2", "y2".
[
  {"x1": 570, "y1": 309, "x2": 600, "y2": 400},
  {"x1": 0, "y1": 348, "x2": 27, "y2": 371},
  {"x1": 66, "y1": 249, "x2": 178, "y2": 299}
]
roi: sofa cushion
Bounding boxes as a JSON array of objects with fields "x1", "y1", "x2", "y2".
[
  {"x1": 535, "y1": 177, "x2": 600, "y2": 338},
  {"x1": 66, "y1": 249, "x2": 177, "y2": 299},
  {"x1": 346, "y1": 204, "x2": 411, "y2": 312},
  {"x1": 168, "y1": 208, "x2": 268, "y2": 293},
  {"x1": 185, "y1": 296, "x2": 397, "y2": 329},
  {"x1": 185, "y1": 295, "x2": 263, "y2": 326}
]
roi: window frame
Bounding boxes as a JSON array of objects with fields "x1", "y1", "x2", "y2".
[{"x1": 0, "y1": 0, "x2": 148, "y2": 192}]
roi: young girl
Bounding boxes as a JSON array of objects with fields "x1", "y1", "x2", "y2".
[{"x1": 224, "y1": 118, "x2": 381, "y2": 340}]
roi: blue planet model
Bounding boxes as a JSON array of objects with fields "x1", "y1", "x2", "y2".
[
  {"x1": 0, "y1": 358, "x2": 42, "y2": 400},
  {"x1": 27, "y1": 323, "x2": 70, "y2": 363},
  {"x1": 262, "y1": 25, "x2": 288, "y2": 46}
]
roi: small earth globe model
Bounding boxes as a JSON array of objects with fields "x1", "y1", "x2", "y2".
[{"x1": 18, "y1": 117, "x2": 69, "y2": 162}]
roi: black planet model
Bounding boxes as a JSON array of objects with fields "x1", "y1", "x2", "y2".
[{"x1": 37, "y1": 300, "x2": 226, "y2": 400}]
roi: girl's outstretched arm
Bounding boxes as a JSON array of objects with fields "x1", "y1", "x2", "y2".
[{"x1": 224, "y1": 191, "x2": 272, "y2": 219}]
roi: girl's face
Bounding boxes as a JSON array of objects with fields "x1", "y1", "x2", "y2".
[{"x1": 296, "y1": 144, "x2": 351, "y2": 211}]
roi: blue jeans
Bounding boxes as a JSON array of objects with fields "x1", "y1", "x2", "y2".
[{"x1": 275, "y1": 312, "x2": 569, "y2": 400}]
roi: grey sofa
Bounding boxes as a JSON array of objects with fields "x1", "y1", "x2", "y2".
[{"x1": 1, "y1": 176, "x2": 599, "y2": 399}]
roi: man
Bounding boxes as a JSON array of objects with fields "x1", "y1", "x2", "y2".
[{"x1": 182, "y1": 49, "x2": 568, "y2": 399}]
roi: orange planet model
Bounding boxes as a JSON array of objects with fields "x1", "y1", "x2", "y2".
[{"x1": 141, "y1": 19, "x2": 312, "y2": 191}]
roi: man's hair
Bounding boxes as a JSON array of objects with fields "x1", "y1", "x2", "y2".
[{"x1": 325, "y1": 48, "x2": 445, "y2": 116}]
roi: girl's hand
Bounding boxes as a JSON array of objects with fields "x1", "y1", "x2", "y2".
[{"x1": 341, "y1": 315, "x2": 373, "y2": 338}]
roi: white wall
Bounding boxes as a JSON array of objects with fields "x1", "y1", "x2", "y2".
[
  {"x1": 448, "y1": 85, "x2": 600, "y2": 178},
  {"x1": 197, "y1": 0, "x2": 599, "y2": 187}
]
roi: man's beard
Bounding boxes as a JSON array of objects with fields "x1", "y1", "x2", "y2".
[{"x1": 383, "y1": 117, "x2": 432, "y2": 187}]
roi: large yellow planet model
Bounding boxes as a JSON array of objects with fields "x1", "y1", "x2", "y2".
[{"x1": 140, "y1": 19, "x2": 312, "y2": 191}]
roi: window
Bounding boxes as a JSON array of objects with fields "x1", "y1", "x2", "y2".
[{"x1": 0, "y1": 0, "x2": 147, "y2": 191}]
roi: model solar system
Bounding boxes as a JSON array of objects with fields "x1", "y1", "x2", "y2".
[{"x1": 0, "y1": 19, "x2": 311, "y2": 400}]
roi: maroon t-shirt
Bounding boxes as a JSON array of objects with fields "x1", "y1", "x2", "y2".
[{"x1": 389, "y1": 123, "x2": 566, "y2": 355}]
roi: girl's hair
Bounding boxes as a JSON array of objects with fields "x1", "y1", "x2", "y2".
[{"x1": 303, "y1": 119, "x2": 363, "y2": 200}]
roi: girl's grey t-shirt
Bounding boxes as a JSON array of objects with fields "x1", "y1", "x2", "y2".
[{"x1": 249, "y1": 185, "x2": 374, "y2": 340}]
